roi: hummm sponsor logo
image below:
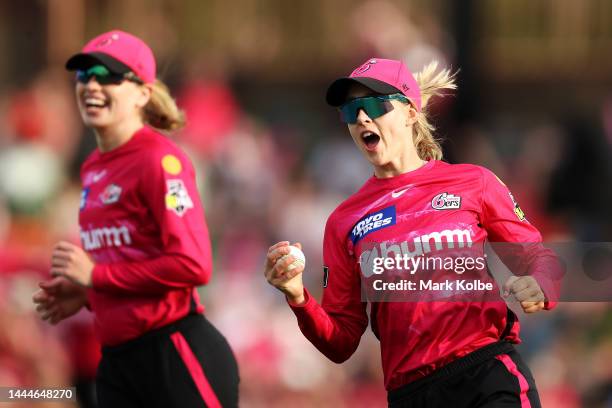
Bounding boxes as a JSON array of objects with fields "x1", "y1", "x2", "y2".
[
  {"x1": 360, "y1": 228, "x2": 473, "y2": 277},
  {"x1": 80, "y1": 226, "x2": 132, "y2": 250}
]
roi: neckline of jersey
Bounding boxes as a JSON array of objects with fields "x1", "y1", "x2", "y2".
[
  {"x1": 95, "y1": 126, "x2": 148, "y2": 160},
  {"x1": 367, "y1": 159, "x2": 437, "y2": 188}
]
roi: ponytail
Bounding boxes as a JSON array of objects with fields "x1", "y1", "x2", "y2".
[
  {"x1": 412, "y1": 61, "x2": 457, "y2": 160},
  {"x1": 143, "y1": 80, "x2": 186, "y2": 132}
]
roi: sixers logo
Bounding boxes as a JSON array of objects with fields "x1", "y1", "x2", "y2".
[
  {"x1": 432, "y1": 192, "x2": 461, "y2": 210},
  {"x1": 352, "y1": 58, "x2": 377, "y2": 76},
  {"x1": 100, "y1": 184, "x2": 122, "y2": 205}
]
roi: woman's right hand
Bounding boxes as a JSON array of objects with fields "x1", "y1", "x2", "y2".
[
  {"x1": 32, "y1": 276, "x2": 89, "y2": 325},
  {"x1": 264, "y1": 241, "x2": 306, "y2": 305}
]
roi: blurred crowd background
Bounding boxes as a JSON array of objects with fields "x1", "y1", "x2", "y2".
[{"x1": 1, "y1": 0, "x2": 612, "y2": 407}]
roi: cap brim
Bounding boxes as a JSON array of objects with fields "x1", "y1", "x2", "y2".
[
  {"x1": 65, "y1": 52, "x2": 131, "y2": 74},
  {"x1": 326, "y1": 77, "x2": 402, "y2": 106}
]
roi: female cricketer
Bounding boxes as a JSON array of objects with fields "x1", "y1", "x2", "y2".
[
  {"x1": 265, "y1": 58, "x2": 561, "y2": 407},
  {"x1": 33, "y1": 30, "x2": 238, "y2": 407}
]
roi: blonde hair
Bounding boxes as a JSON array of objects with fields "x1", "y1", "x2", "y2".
[
  {"x1": 411, "y1": 61, "x2": 457, "y2": 160},
  {"x1": 142, "y1": 80, "x2": 186, "y2": 131}
]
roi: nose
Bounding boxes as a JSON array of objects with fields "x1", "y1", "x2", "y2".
[
  {"x1": 355, "y1": 108, "x2": 372, "y2": 124},
  {"x1": 80, "y1": 75, "x2": 102, "y2": 90}
]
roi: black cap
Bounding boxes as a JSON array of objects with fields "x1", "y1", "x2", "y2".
[
  {"x1": 326, "y1": 77, "x2": 401, "y2": 106},
  {"x1": 65, "y1": 52, "x2": 131, "y2": 74}
]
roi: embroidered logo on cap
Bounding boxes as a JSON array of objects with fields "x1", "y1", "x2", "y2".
[
  {"x1": 95, "y1": 33, "x2": 119, "y2": 48},
  {"x1": 352, "y1": 59, "x2": 378, "y2": 76}
]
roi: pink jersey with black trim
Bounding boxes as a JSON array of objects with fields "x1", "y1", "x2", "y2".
[
  {"x1": 290, "y1": 160, "x2": 559, "y2": 390},
  {"x1": 79, "y1": 126, "x2": 211, "y2": 346}
]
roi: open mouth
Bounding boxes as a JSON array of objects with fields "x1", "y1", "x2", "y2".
[
  {"x1": 361, "y1": 131, "x2": 381, "y2": 151},
  {"x1": 84, "y1": 97, "x2": 109, "y2": 110}
]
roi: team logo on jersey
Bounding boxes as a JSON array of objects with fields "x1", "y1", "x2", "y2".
[
  {"x1": 161, "y1": 154, "x2": 182, "y2": 175},
  {"x1": 165, "y1": 179, "x2": 193, "y2": 216},
  {"x1": 100, "y1": 184, "x2": 122, "y2": 205},
  {"x1": 80, "y1": 187, "x2": 90, "y2": 211},
  {"x1": 431, "y1": 192, "x2": 461, "y2": 210},
  {"x1": 508, "y1": 192, "x2": 526, "y2": 221},
  {"x1": 350, "y1": 206, "x2": 396, "y2": 244}
]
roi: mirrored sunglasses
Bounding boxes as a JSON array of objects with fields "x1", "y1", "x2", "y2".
[
  {"x1": 76, "y1": 64, "x2": 143, "y2": 85},
  {"x1": 339, "y1": 93, "x2": 410, "y2": 124}
]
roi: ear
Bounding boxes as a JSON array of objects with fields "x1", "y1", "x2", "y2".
[
  {"x1": 135, "y1": 84, "x2": 152, "y2": 109},
  {"x1": 403, "y1": 104, "x2": 418, "y2": 126}
]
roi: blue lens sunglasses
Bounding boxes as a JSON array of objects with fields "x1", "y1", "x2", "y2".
[
  {"x1": 339, "y1": 93, "x2": 410, "y2": 124},
  {"x1": 76, "y1": 65, "x2": 143, "y2": 85}
]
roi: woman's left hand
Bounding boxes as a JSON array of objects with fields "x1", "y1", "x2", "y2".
[
  {"x1": 503, "y1": 276, "x2": 546, "y2": 313},
  {"x1": 50, "y1": 241, "x2": 94, "y2": 288}
]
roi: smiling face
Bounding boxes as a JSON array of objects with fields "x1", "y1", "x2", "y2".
[
  {"x1": 75, "y1": 74, "x2": 150, "y2": 131},
  {"x1": 344, "y1": 83, "x2": 420, "y2": 177}
]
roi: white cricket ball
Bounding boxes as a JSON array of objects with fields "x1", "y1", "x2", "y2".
[{"x1": 279, "y1": 245, "x2": 306, "y2": 271}]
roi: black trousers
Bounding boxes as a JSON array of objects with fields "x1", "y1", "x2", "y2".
[
  {"x1": 388, "y1": 341, "x2": 541, "y2": 408},
  {"x1": 96, "y1": 314, "x2": 239, "y2": 408}
]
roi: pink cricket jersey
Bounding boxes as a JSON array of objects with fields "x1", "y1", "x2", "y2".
[
  {"x1": 290, "y1": 160, "x2": 561, "y2": 390},
  {"x1": 79, "y1": 126, "x2": 211, "y2": 346}
]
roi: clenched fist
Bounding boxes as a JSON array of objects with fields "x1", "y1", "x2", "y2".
[
  {"x1": 503, "y1": 276, "x2": 546, "y2": 313},
  {"x1": 264, "y1": 241, "x2": 306, "y2": 305}
]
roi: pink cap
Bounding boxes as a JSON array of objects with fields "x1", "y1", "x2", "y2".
[
  {"x1": 326, "y1": 58, "x2": 422, "y2": 111},
  {"x1": 65, "y1": 30, "x2": 156, "y2": 84}
]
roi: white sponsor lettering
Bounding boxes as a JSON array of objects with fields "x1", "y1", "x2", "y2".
[
  {"x1": 352, "y1": 213, "x2": 393, "y2": 240},
  {"x1": 80, "y1": 226, "x2": 132, "y2": 251},
  {"x1": 360, "y1": 229, "x2": 473, "y2": 277}
]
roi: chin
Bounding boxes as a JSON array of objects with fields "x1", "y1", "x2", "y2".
[
  {"x1": 363, "y1": 151, "x2": 387, "y2": 166},
  {"x1": 81, "y1": 115, "x2": 110, "y2": 129}
]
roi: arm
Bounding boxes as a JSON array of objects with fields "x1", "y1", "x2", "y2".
[
  {"x1": 92, "y1": 254, "x2": 209, "y2": 294},
  {"x1": 265, "y1": 220, "x2": 368, "y2": 363},
  {"x1": 288, "y1": 289, "x2": 368, "y2": 364},
  {"x1": 480, "y1": 168, "x2": 563, "y2": 310},
  {"x1": 92, "y1": 151, "x2": 212, "y2": 294}
]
